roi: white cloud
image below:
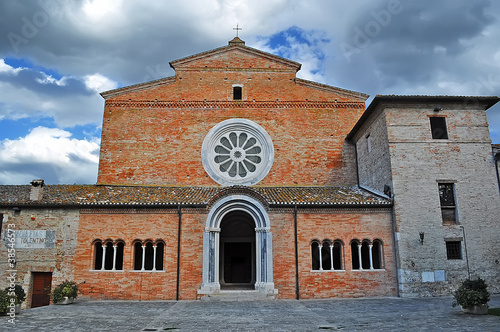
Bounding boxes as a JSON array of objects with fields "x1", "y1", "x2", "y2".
[
  {"x1": 0, "y1": 127, "x2": 100, "y2": 184},
  {"x1": 0, "y1": 65, "x2": 107, "y2": 126},
  {"x1": 84, "y1": 73, "x2": 118, "y2": 93},
  {"x1": 0, "y1": 59, "x2": 22, "y2": 74}
]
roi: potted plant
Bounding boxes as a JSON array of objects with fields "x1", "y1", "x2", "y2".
[
  {"x1": 51, "y1": 280, "x2": 79, "y2": 305},
  {"x1": 452, "y1": 278, "x2": 490, "y2": 314},
  {"x1": 7, "y1": 284, "x2": 26, "y2": 313},
  {"x1": 0, "y1": 289, "x2": 11, "y2": 315},
  {"x1": 0, "y1": 285, "x2": 25, "y2": 315}
]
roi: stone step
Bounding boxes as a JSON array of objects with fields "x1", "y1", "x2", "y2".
[{"x1": 200, "y1": 290, "x2": 274, "y2": 301}]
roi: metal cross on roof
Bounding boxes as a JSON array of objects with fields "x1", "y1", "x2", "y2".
[{"x1": 233, "y1": 24, "x2": 242, "y2": 37}]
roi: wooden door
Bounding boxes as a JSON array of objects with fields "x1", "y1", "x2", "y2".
[{"x1": 31, "y1": 272, "x2": 52, "y2": 308}]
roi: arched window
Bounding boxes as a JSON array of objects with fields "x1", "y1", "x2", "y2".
[
  {"x1": 155, "y1": 241, "x2": 165, "y2": 271},
  {"x1": 332, "y1": 240, "x2": 343, "y2": 270},
  {"x1": 351, "y1": 240, "x2": 360, "y2": 270},
  {"x1": 360, "y1": 241, "x2": 371, "y2": 270},
  {"x1": 372, "y1": 239, "x2": 384, "y2": 269},
  {"x1": 115, "y1": 241, "x2": 124, "y2": 270},
  {"x1": 311, "y1": 241, "x2": 320, "y2": 270},
  {"x1": 351, "y1": 239, "x2": 384, "y2": 270},
  {"x1": 311, "y1": 239, "x2": 344, "y2": 271},
  {"x1": 134, "y1": 241, "x2": 143, "y2": 270},
  {"x1": 134, "y1": 239, "x2": 165, "y2": 271},
  {"x1": 93, "y1": 240, "x2": 103, "y2": 270},
  {"x1": 93, "y1": 239, "x2": 124, "y2": 271},
  {"x1": 144, "y1": 242, "x2": 154, "y2": 270}
]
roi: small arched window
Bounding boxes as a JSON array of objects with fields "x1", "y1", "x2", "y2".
[
  {"x1": 134, "y1": 239, "x2": 165, "y2": 271},
  {"x1": 93, "y1": 239, "x2": 124, "y2": 271},
  {"x1": 93, "y1": 240, "x2": 103, "y2": 270},
  {"x1": 312, "y1": 239, "x2": 344, "y2": 271},
  {"x1": 351, "y1": 240, "x2": 360, "y2": 270},
  {"x1": 372, "y1": 239, "x2": 384, "y2": 269},
  {"x1": 351, "y1": 239, "x2": 384, "y2": 270}
]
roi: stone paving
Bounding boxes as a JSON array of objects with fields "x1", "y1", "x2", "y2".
[{"x1": 1, "y1": 295, "x2": 499, "y2": 331}]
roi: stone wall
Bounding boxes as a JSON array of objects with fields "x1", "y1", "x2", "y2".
[
  {"x1": 0, "y1": 208, "x2": 79, "y2": 308},
  {"x1": 352, "y1": 109, "x2": 393, "y2": 194},
  {"x1": 354, "y1": 99, "x2": 500, "y2": 296}
]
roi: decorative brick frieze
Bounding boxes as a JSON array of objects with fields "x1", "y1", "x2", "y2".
[{"x1": 105, "y1": 100, "x2": 365, "y2": 109}]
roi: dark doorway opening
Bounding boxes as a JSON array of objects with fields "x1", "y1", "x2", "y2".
[
  {"x1": 220, "y1": 211, "x2": 255, "y2": 289},
  {"x1": 224, "y1": 242, "x2": 252, "y2": 283},
  {"x1": 31, "y1": 272, "x2": 52, "y2": 308}
]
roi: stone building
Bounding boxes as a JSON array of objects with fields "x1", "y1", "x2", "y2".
[{"x1": 1, "y1": 38, "x2": 499, "y2": 308}]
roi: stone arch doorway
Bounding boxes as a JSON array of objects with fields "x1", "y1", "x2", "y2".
[
  {"x1": 199, "y1": 195, "x2": 275, "y2": 296},
  {"x1": 220, "y1": 211, "x2": 256, "y2": 289}
]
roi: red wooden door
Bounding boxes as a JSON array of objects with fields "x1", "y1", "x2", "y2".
[{"x1": 31, "y1": 272, "x2": 52, "y2": 308}]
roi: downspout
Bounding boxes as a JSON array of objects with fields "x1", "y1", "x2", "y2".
[
  {"x1": 294, "y1": 205, "x2": 299, "y2": 300},
  {"x1": 352, "y1": 140, "x2": 360, "y2": 186},
  {"x1": 176, "y1": 205, "x2": 182, "y2": 301},
  {"x1": 390, "y1": 202, "x2": 401, "y2": 297},
  {"x1": 460, "y1": 226, "x2": 471, "y2": 280},
  {"x1": 494, "y1": 152, "x2": 500, "y2": 194}
]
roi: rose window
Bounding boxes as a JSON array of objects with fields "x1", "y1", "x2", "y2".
[
  {"x1": 202, "y1": 119, "x2": 274, "y2": 186},
  {"x1": 214, "y1": 132, "x2": 262, "y2": 178}
]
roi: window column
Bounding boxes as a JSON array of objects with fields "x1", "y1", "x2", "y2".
[
  {"x1": 357, "y1": 244, "x2": 363, "y2": 270},
  {"x1": 152, "y1": 244, "x2": 157, "y2": 271},
  {"x1": 112, "y1": 244, "x2": 117, "y2": 271},
  {"x1": 318, "y1": 244, "x2": 323, "y2": 270},
  {"x1": 141, "y1": 244, "x2": 146, "y2": 271},
  {"x1": 368, "y1": 244, "x2": 374, "y2": 270},
  {"x1": 329, "y1": 244, "x2": 334, "y2": 270},
  {"x1": 101, "y1": 243, "x2": 106, "y2": 271}
]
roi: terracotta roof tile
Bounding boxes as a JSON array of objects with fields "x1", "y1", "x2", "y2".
[{"x1": 0, "y1": 185, "x2": 391, "y2": 207}]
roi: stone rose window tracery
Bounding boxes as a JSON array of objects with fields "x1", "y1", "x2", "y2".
[
  {"x1": 202, "y1": 119, "x2": 273, "y2": 186},
  {"x1": 214, "y1": 132, "x2": 262, "y2": 178}
]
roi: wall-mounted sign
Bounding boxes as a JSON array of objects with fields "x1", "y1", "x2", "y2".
[{"x1": 3, "y1": 230, "x2": 55, "y2": 249}]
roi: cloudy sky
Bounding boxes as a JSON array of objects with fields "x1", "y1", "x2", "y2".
[{"x1": 1, "y1": 0, "x2": 499, "y2": 185}]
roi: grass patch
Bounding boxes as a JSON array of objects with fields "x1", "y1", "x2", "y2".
[{"x1": 488, "y1": 308, "x2": 500, "y2": 316}]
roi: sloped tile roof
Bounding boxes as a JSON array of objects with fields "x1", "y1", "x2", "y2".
[{"x1": 0, "y1": 185, "x2": 391, "y2": 207}]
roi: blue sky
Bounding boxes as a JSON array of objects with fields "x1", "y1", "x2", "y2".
[{"x1": 1, "y1": 0, "x2": 499, "y2": 184}]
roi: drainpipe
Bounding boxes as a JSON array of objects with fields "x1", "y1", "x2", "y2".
[
  {"x1": 390, "y1": 204, "x2": 401, "y2": 298},
  {"x1": 294, "y1": 205, "x2": 299, "y2": 300},
  {"x1": 494, "y1": 152, "x2": 500, "y2": 194},
  {"x1": 351, "y1": 141, "x2": 360, "y2": 186},
  {"x1": 460, "y1": 226, "x2": 471, "y2": 280},
  {"x1": 176, "y1": 205, "x2": 182, "y2": 301}
]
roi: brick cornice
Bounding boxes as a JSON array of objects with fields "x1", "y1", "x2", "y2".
[{"x1": 105, "y1": 100, "x2": 366, "y2": 109}]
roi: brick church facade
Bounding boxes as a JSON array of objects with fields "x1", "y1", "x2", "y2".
[{"x1": 1, "y1": 38, "x2": 499, "y2": 307}]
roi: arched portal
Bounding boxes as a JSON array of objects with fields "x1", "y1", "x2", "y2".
[{"x1": 199, "y1": 195, "x2": 275, "y2": 296}]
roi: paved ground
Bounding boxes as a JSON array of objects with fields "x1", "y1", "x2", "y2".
[{"x1": 1, "y1": 295, "x2": 499, "y2": 331}]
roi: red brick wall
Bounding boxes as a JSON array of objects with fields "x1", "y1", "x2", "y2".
[
  {"x1": 97, "y1": 50, "x2": 365, "y2": 186},
  {"x1": 271, "y1": 209, "x2": 397, "y2": 299},
  {"x1": 74, "y1": 211, "x2": 181, "y2": 300},
  {"x1": 72, "y1": 208, "x2": 396, "y2": 300},
  {"x1": 98, "y1": 103, "x2": 362, "y2": 186}
]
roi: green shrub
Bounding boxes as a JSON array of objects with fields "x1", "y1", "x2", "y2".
[
  {"x1": 0, "y1": 290, "x2": 11, "y2": 313},
  {"x1": 51, "y1": 280, "x2": 79, "y2": 304},
  {"x1": 3, "y1": 284, "x2": 26, "y2": 304},
  {"x1": 453, "y1": 278, "x2": 490, "y2": 309}
]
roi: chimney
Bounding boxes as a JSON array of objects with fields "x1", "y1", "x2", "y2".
[{"x1": 30, "y1": 179, "x2": 45, "y2": 201}]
